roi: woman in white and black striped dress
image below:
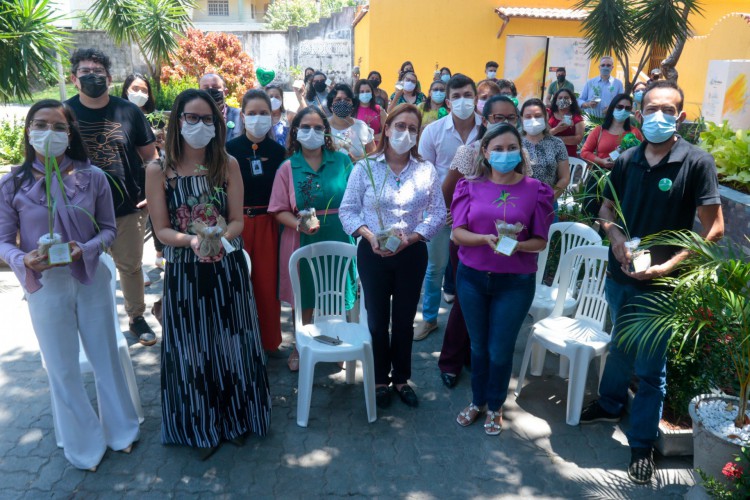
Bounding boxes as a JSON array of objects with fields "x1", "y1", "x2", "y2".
[{"x1": 145, "y1": 89, "x2": 271, "y2": 459}]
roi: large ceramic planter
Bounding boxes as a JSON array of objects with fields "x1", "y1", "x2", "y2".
[{"x1": 689, "y1": 394, "x2": 746, "y2": 484}]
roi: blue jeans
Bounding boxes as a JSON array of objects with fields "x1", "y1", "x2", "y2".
[
  {"x1": 421, "y1": 225, "x2": 451, "y2": 323},
  {"x1": 598, "y1": 279, "x2": 668, "y2": 449},
  {"x1": 457, "y1": 263, "x2": 535, "y2": 411}
]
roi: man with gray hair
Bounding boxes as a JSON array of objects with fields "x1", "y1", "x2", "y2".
[
  {"x1": 199, "y1": 72, "x2": 244, "y2": 143},
  {"x1": 578, "y1": 56, "x2": 624, "y2": 118}
]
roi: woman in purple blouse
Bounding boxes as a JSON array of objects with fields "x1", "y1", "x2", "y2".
[
  {"x1": 340, "y1": 104, "x2": 446, "y2": 409},
  {"x1": 0, "y1": 100, "x2": 140, "y2": 470},
  {"x1": 451, "y1": 123, "x2": 554, "y2": 436}
]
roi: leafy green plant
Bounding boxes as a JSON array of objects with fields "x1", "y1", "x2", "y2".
[
  {"x1": 155, "y1": 75, "x2": 197, "y2": 111},
  {"x1": 698, "y1": 447, "x2": 750, "y2": 499},
  {"x1": 699, "y1": 120, "x2": 750, "y2": 191},
  {"x1": 0, "y1": 119, "x2": 25, "y2": 166},
  {"x1": 265, "y1": 0, "x2": 362, "y2": 30}
]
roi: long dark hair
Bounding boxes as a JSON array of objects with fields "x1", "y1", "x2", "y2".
[
  {"x1": 4, "y1": 100, "x2": 88, "y2": 195},
  {"x1": 121, "y1": 73, "x2": 155, "y2": 113},
  {"x1": 163, "y1": 89, "x2": 228, "y2": 188},
  {"x1": 550, "y1": 88, "x2": 582, "y2": 116},
  {"x1": 420, "y1": 80, "x2": 446, "y2": 113},
  {"x1": 602, "y1": 93, "x2": 635, "y2": 131},
  {"x1": 474, "y1": 123, "x2": 527, "y2": 178},
  {"x1": 306, "y1": 71, "x2": 327, "y2": 103},
  {"x1": 477, "y1": 95, "x2": 519, "y2": 137},
  {"x1": 353, "y1": 79, "x2": 376, "y2": 114},
  {"x1": 264, "y1": 84, "x2": 285, "y2": 114},
  {"x1": 287, "y1": 106, "x2": 335, "y2": 157}
]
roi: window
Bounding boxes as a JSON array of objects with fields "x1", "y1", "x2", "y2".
[{"x1": 207, "y1": 0, "x2": 229, "y2": 16}]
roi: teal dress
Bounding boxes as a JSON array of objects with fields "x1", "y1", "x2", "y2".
[{"x1": 272, "y1": 149, "x2": 357, "y2": 310}]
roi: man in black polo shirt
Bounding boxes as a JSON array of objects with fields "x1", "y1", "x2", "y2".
[
  {"x1": 66, "y1": 48, "x2": 159, "y2": 346},
  {"x1": 579, "y1": 81, "x2": 724, "y2": 484}
]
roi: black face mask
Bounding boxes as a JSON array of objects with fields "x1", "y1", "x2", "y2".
[
  {"x1": 78, "y1": 73, "x2": 108, "y2": 98},
  {"x1": 369, "y1": 79, "x2": 381, "y2": 89},
  {"x1": 557, "y1": 74, "x2": 566, "y2": 83},
  {"x1": 206, "y1": 88, "x2": 225, "y2": 108},
  {"x1": 313, "y1": 81, "x2": 327, "y2": 93}
]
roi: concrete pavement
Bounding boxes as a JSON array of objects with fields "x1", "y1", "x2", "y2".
[{"x1": 0, "y1": 242, "x2": 696, "y2": 499}]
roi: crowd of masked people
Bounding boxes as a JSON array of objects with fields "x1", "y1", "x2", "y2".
[{"x1": 0, "y1": 47, "x2": 723, "y2": 486}]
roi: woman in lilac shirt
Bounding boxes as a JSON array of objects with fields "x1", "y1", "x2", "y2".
[
  {"x1": 340, "y1": 104, "x2": 446, "y2": 409},
  {"x1": 452, "y1": 123, "x2": 553, "y2": 436},
  {"x1": 0, "y1": 100, "x2": 140, "y2": 470}
]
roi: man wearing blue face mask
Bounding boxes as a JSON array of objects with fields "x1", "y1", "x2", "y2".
[
  {"x1": 578, "y1": 56, "x2": 624, "y2": 118},
  {"x1": 580, "y1": 81, "x2": 725, "y2": 485}
]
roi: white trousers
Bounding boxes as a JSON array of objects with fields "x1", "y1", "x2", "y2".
[{"x1": 26, "y1": 262, "x2": 140, "y2": 469}]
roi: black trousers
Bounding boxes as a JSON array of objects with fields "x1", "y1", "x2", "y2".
[{"x1": 357, "y1": 240, "x2": 428, "y2": 385}]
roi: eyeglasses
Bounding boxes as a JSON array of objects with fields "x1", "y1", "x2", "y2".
[
  {"x1": 77, "y1": 67, "x2": 107, "y2": 76},
  {"x1": 181, "y1": 112, "x2": 215, "y2": 125},
  {"x1": 29, "y1": 120, "x2": 69, "y2": 133},
  {"x1": 614, "y1": 105, "x2": 633, "y2": 111},
  {"x1": 392, "y1": 122, "x2": 419, "y2": 134},
  {"x1": 488, "y1": 114, "x2": 517, "y2": 123},
  {"x1": 299, "y1": 125, "x2": 325, "y2": 132}
]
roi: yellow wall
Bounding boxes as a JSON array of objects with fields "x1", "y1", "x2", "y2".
[
  {"x1": 354, "y1": 0, "x2": 584, "y2": 91},
  {"x1": 354, "y1": 8, "x2": 371, "y2": 75},
  {"x1": 689, "y1": 0, "x2": 750, "y2": 35}
]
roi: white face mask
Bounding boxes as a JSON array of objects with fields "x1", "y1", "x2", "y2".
[
  {"x1": 127, "y1": 90, "x2": 149, "y2": 108},
  {"x1": 450, "y1": 97, "x2": 476, "y2": 120},
  {"x1": 29, "y1": 129, "x2": 69, "y2": 158},
  {"x1": 403, "y1": 81, "x2": 417, "y2": 92},
  {"x1": 487, "y1": 71, "x2": 497, "y2": 79},
  {"x1": 389, "y1": 128, "x2": 416, "y2": 155},
  {"x1": 269, "y1": 97, "x2": 282, "y2": 111},
  {"x1": 523, "y1": 118, "x2": 546, "y2": 136},
  {"x1": 297, "y1": 128, "x2": 325, "y2": 150},
  {"x1": 244, "y1": 115, "x2": 272, "y2": 138},
  {"x1": 181, "y1": 121, "x2": 216, "y2": 149}
]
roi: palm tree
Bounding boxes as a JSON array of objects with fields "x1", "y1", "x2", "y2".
[
  {"x1": 573, "y1": 0, "x2": 703, "y2": 91},
  {"x1": 0, "y1": 0, "x2": 70, "y2": 103},
  {"x1": 88, "y1": 0, "x2": 196, "y2": 91}
]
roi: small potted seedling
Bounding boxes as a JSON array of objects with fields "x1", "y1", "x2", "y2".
[
  {"x1": 359, "y1": 154, "x2": 401, "y2": 252},
  {"x1": 624, "y1": 236, "x2": 651, "y2": 273},
  {"x1": 493, "y1": 190, "x2": 524, "y2": 256},
  {"x1": 190, "y1": 186, "x2": 228, "y2": 257},
  {"x1": 37, "y1": 151, "x2": 71, "y2": 265},
  {"x1": 296, "y1": 174, "x2": 321, "y2": 232}
]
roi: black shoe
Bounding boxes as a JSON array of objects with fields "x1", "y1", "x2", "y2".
[
  {"x1": 441, "y1": 372, "x2": 458, "y2": 389},
  {"x1": 199, "y1": 444, "x2": 221, "y2": 461},
  {"x1": 628, "y1": 447, "x2": 655, "y2": 484},
  {"x1": 579, "y1": 400, "x2": 621, "y2": 424},
  {"x1": 130, "y1": 316, "x2": 157, "y2": 346},
  {"x1": 376, "y1": 386, "x2": 391, "y2": 409},
  {"x1": 395, "y1": 385, "x2": 419, "y2": 407}
]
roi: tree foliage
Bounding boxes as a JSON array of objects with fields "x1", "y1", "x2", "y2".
[
  {"x1": 161, "y1": 29, "x2": 256, "y2": 102},
  {"x1": 264, "y1": 0, "x2": 361, "y2": 30},
  {"x1": 574, "y1": 0, "x2": 703, "y2": 90},
  {"x1": 0, "y1": 0, "x2": 70, "y2": 103},
  {"x1": 88, "y1": 0, "x2": 196, "y2": 90}
]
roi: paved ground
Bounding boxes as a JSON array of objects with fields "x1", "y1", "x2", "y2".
[{"x1": 0, "y1": 238, "x2": 698, "y2": 499}]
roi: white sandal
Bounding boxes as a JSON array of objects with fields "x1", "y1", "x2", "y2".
[
  {"x1": 456, "y1": 403, "x2": 485, "y2": 427},
  {"x1": 484, "y1": 410, "x2": 503, "y2": 436}
]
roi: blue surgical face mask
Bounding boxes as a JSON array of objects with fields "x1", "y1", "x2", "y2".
[
  {"x1": 613, "y1": 108, "x2": 631, "y2": 122},
  {"x1": 488, "y1": 150, "x2": 521, "y2": 174},
  {"x1": 440, "y1": 74, "x2": 450, "y2": 84},
  {"x1": 634, "y1": 91, "x2": 644, "y2": 103},
  {"x1": 359, "y1": 92, "x2": 373, "y2": 104},
  {"x1": 600, "y1": 64, "x2": 612, "y2": 76},
  {"x1": 431, "y1": 90, "x2": 446, "y2": 104},
  {"x1": 641, "y1": 111, "x2": 677, "y2": 144}
]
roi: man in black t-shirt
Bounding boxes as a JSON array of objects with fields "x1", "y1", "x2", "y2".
[
  {"x1": 579, "y1": 81, "x2": 724, "y2": 485},
  {"x1": 66, "y1": 48, "x2": 159, "y2": 346}
]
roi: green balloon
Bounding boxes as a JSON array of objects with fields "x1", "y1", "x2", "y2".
[{"x1": 658, "y1": 178, "x2": 672, "y2": 192}]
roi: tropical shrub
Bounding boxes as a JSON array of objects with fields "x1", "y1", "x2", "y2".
[
  {"x1": 154, "y1": 75, "x2": 198, "y2": 111},
  {"x1": 0, "y1": 119, "x2": 25, "y2": 166},
  {"x1": 161, "y1": 29, "x2": 255, "y2": 103},
  {"x1": 699, "y1": 121, "x2": 750, "y2": 192}
]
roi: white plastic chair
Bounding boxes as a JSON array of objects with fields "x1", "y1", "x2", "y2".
[
  {"x1": 45, "y1": 253, "x2": 144, "y2": 447},
  {"x1": 559, "y1": 156, "x2": 591, "y2": 208},
  {"x1": 516, "y1": 245, "x2": 610, "y2": 426},
  {"x1": 289, "y1": 241, "x2": 376, "y2": 427}
]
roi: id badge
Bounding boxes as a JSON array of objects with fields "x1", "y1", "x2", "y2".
[
  {"x1": 495, "y1": 236, "x2": 518, "y2": 256},
  {"x1": 251, "y1": 159, "x2": 263, "y2": 176}
]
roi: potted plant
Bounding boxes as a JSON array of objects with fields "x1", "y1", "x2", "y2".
[
  {"x1": 37, "y1": 152, "x2": 71, "y2": 265},
  {"x1": 296, "y1": 173, "x2": 321, "y2": 233},
  {"x1": 617, "y1": 230, "x2": 750, "y2": 480},
  {"x1": 359, "y1": 155, "x2": 400, "y2": 252},
  {"x1": 492, "y1": 189, "x2": 523, "y2": 256},
  {"x1": 698, "y1": 446, "x2": 750, "y2": 497}
]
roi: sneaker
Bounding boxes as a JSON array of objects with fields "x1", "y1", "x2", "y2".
[
  {"x1": 154, "y1": 257, "x2": 166, "y2": 269},
  {"x1": 413, "y1": 321, "x2": 437, "y2": 341},
  {"x1": 627, "y1": 447, "x2": 655, "y2": 484},
  {"x1": 579, "y1": 400, "x2": 621, "y2": 424},
  {"x1": 142, "y1": 268, "x2": 152, "y2": 287},
  {"x1": 130, "y1": 316, "x2": 157, "y2": 346},
  {"x1": 443, "y1": 292, "x2": 456, "y2": 304}
]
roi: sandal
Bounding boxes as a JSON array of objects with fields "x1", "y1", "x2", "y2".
[
  {"x1": 456, "y1": 403, "x2": 485, "y2": 427},
  {"x1": 287, "y1": 348, "x2": 300, "y2": 372},
  {"x1": 484, "y1": 410, "x2": 503, "y2": 436}
]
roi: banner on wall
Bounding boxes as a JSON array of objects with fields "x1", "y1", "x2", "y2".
[
  {"x1": 703, "y1": 60, "x2": 750, "y2": 129},
  {"x1": 505, "y1": 36, "x2": 591, "y2": 104},
  {"x1": 545, "y1": 38, "x2": 591, "y2": 97}
]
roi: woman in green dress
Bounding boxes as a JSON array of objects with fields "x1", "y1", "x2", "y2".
[{"x1": 269, "y1": 106, "x2": 356, "y2": 371}]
